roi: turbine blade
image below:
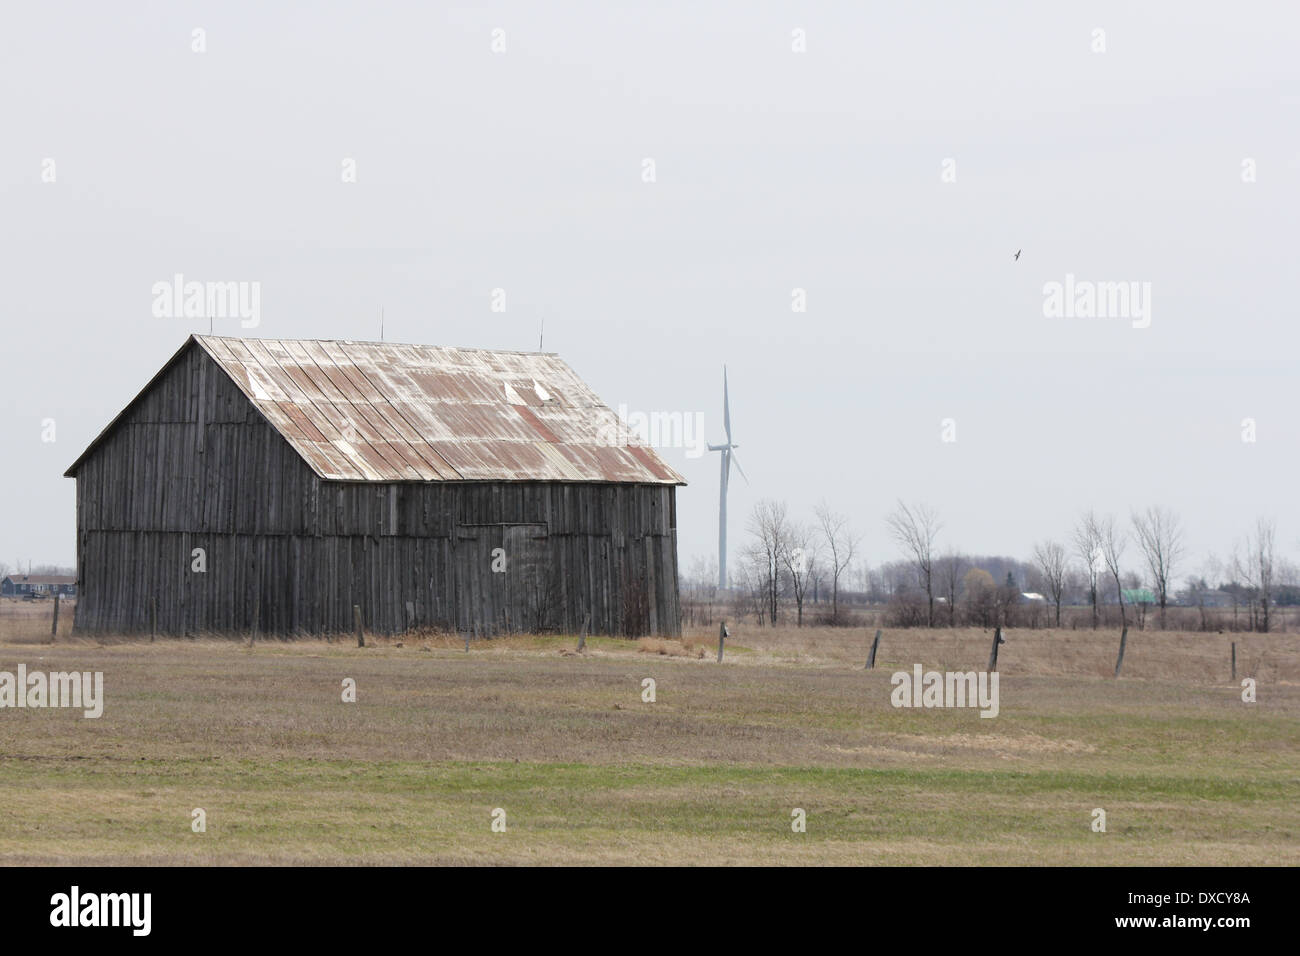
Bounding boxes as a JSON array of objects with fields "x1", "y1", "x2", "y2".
[
  {"x1": 723, "y1": 366, "x2": 732, "y2": 444},
  {"x1": 731, "y1": 451, "x2": 749, "y2": 485}
]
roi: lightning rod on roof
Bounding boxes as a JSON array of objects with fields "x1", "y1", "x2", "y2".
[{"x1": 539, "y1": 318, "x2": 544, "y2": 352}]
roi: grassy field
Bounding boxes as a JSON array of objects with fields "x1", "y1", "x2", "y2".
[{"x1": 0, "y1": 606, "x2": 1297, "y2": 865}]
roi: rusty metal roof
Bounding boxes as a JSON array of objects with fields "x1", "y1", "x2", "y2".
[{"x1": 67, "y1": 335, "x2": 684, "y2": 485}]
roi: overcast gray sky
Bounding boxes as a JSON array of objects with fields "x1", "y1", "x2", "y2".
[{"x1": 2, "y1": 2, "x2": 1297, "y2": 583}]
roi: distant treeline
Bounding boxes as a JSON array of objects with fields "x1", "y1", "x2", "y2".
[{"x1": 681, "y1": 500, "x2": 1293, "y2": 633}]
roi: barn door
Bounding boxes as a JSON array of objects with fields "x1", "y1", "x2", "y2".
[
  {"x1": 454, "y1": 525, "x2": 505, "y2": 637},
  {"x1": 503, "y1": 524, "x2": 551, "y2": 632},
  {"x1": 455, "y1": 524, "x2": 549, "y2": 637}
]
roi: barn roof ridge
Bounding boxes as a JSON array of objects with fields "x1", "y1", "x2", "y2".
[
  {"x1": 194, "y1": 334, "x2": 560, "y2": 358},
  {"x1": 65, "y1": 335, "x2": 686, "y2": 486}
]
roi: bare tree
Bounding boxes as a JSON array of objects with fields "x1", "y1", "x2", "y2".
[
  {"x1": 1227, "y1": 545, "x2": 1249, "y2": 630},
  {"x1": 936, "y1": 550, "x2": 966, "y2": 627},
  {"x1": 1031, "y1": 540, "x2": 1069, "y2": 627},
  {"x1": 781, "y1": 523, "x2": 819, "y2": 627},
  {"x1": 995, "y1": 570, "x2": 1021, "y2": 627},
  {"x1": 746, "y1": 499, "x2": 791, "y2": 626},
  {"x1": 1243, "y1": 517, "x2": 1277, "y2": 633},
  {"x1": 963, "y1": 567, "x2": 997, "y2": 628},
  {"x1": 814, "y1": 501, "x2": 860, "y2": 625},
  {"x1": 733, "y1": 549, "x2": 769, "y2": 626},
  {"x1": 1280, "y1": 557, "x2": 1300, "y2": 589},
  {"x1": 1097, "y1": 513, "x2": 1129, "y2": 628},
  {"x1": 1131, "y1": 506, "x2": 1185, "y2": 629},
  {"x1": 1190, "y1": 554, "x2": 1223, "y2": 632},
  {"x1": 1073, "y1": 511, "x2": 1104, "y2": 629},
  {"x1": 885, "y1": 501, "x2": 942, "y2": 627}
]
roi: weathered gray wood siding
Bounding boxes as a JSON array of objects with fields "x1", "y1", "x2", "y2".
[{"x1": 71, "y1": 343, "x2": 681, "y2": 637}]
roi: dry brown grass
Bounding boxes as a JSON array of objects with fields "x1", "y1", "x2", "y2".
[
  {"x1": 6, "y1": 594, "x2": 1290, "y2": 686},
  {"x1": 684, "y1": 623, "x2": 1299, "y2": 684},
  {"x1": 636, "y1": 637, "x2": 706, "y2": 658},
  {"x1": 2, "y1": 603, "x2": 1296, "y2": 865},
  {"x1": 0, "y1": 597, "x2": 75, "y2": 643}
]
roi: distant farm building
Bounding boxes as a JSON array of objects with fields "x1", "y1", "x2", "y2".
[
  {"x1": 65, "y1": 336, "x2": 684, "y2": 637},
  {"x1": 1, "y1": 575, "x2": 77, "y2": 598}
]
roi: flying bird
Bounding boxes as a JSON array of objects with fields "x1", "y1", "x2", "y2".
[{"x1": 1013, "y1": 249, "x2": 1022, "y2": 261}]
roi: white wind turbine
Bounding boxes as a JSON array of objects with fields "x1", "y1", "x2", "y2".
[{"x1": 707, "y1": 367, "x2": 748, "y2": 590}]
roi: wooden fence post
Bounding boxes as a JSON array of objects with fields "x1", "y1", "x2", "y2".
[
  {"x1": 867, "y1": 629, "x2": 882, "y2": 669},
  {"x1": 51, "y1": 591, "x2": 60, "y2": 640},
  {"x1": 1113, "y1": 626, "x2": 1128, "y2": 677},
  {"x1": 717, "y1": 621, "x2": 727, "y2": 663},
  {"x1": 354, "y1": 605, "x2": 364, "y2": 647},
  {"x1": 987, "y1": 626, "x2": 1004, "y2": 671},
  {"x1": 250, "y1": 597, "x2": 259, "y2": 648},
  {"x1": 150, "y1": 596, "x2": 157, "y2": 642},
  {"x1": 1231, "y1": 641, "x2": 1237, "y2": 681},
  {"x1": 577, "y1": 613, "x2": 590, "y2": 652}
]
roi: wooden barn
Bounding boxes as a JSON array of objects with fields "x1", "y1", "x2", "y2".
[{"x1": 64, "y1": 335, "x2": 684, "y2": 637}]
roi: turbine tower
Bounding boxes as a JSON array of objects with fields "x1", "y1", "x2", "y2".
[{"x1": 707, "y1": 367, "x2": 747, "y2": 590}]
